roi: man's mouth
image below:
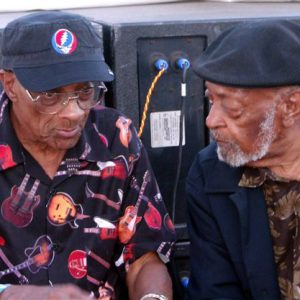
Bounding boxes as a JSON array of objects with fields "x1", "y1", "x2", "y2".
[{"x1": 56, "y1": 127, "x2": 81, "y2": 138}]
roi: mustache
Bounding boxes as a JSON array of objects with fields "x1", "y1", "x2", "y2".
[
  {"x1": 210, "y1": 131, "x2": 233, "y2": 146},
  {"x1": 209, "y1": 130, "x2": 219, "y2": 140}
]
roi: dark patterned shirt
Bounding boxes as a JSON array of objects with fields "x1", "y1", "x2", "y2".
[
  {"x1": 0, "y1": 92, "x2": 176, "y2": 299},
  {"x1": 239, "y1": 167, "x2": 300, "y2": 300}
]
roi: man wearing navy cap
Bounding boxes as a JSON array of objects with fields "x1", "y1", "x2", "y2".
[
  {"x1": 186, "y1": 20, "x2": 300, "y2": 300},
  {"x1": 0, "y1": 11, "x2": 175, "y2": 300}
]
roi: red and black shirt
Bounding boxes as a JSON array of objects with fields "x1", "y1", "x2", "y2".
[{"x1": 0, "y1": 92, "x2": 176, "y2": 298}]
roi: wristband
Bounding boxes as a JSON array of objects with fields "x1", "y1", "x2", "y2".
[
  {"x1": 140, "y1": 293, "x2": 168, "y2": 300},
  {"x1": 0, "y1": 284, "x2": 11, "y2": 294}
]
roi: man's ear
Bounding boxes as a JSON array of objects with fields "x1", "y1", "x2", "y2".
[
  {"x1": 0, "y1": 69, "x2": 4, "y2": 82},
  {"x1": 0, "y1": 70, "x2": 18, "y2": 101},
  {"x1": 279, "y1": 89, "x2": 300, "y2": 127}
]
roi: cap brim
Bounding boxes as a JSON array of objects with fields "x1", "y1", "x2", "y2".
[{"x1": 14, "y1": 60, "x2": 114, "y2": 92}]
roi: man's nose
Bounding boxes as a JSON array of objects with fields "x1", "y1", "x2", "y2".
[
  {"x1": 59, "y1": 96, "x2": 85, "y2": 117},
  {"x1": 205, "y1": 104, "x2": 225, "y2": 129}
]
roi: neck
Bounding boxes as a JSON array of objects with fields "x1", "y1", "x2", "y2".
[
  {"x1": 269, "y1": 153, "x2": 300, "y2": 181},
  {"x1": 11, "y1": 110, "x2": 66, "y2": 179},
  {"x1": 23, "y1": 144, "x2": 66, "y2": 179},
  {"x1": 248, "y1": 133, "x2": 300, "y2": 180}
]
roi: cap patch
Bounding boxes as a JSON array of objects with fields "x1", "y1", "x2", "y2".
[{"x1": 51, "y1": 28, "x2": 78, "y2": 55}]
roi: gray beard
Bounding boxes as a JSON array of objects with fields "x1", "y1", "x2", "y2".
[{"x1": 215, "y1": 104, "x2": 277, "y2": 167}]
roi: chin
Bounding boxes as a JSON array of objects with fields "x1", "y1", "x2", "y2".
[{"x1": 53, "y1": 137, "x2": 80, "y2": 150}]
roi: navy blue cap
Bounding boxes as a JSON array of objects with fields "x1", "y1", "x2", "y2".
[
  {"x1": 193, "y1": 19, "x2": 300, "y2": 87},
  {"x1": 0, "y1": 11, "x2": 114, "y2": 91}
]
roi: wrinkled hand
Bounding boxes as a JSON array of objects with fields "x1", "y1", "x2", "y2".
[{"x1": 1, "y1": 284, "x2": 92, "y2": 300}]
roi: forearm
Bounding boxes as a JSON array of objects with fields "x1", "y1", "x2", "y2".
[
  {"x1": 0, "y1": 284, "x2": 91, "y2": 300},
  {"x1": 126, "y1": 252, "x2": 172, "y2": 300}
]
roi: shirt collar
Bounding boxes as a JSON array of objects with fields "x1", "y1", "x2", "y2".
[
  {"x1": 0, "y1": 92, "x2": 24, "y2": 171},
  {"x1": 239, "y1": 167, "x2": 290, "y2": 187}
]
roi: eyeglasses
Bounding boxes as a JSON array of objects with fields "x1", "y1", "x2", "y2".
[{"x1": 25, "y1": 82, "x2": 107, "y2": 115}]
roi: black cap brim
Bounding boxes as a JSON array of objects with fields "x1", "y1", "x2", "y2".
[{"x1": 14, "y1": 60, "x2": 114, "y2": 92}]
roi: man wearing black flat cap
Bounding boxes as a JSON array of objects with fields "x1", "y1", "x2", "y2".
[
  {"x1": 186, "y1": 19, "x2": 300, "y2": 300},
  {"x1": 0, "y1": 11, "x2": 175, "y2": 300}
]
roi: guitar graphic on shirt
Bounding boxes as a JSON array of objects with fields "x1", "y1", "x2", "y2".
[
  {"x1": 84, "y1": 227, "x2": 118, "y2": 240},
  {"x1": 1, "y1": 174, "x2": 41, "y2": 227},
  {"x1": 85, "y1": 183, "x2": 121, "y2": 210},
  {"x1": 47, "y1": 192, "x2": 89, "y2": 228},
  {"x1": 84, "y1": 217, "x2": 117, "y2": 240},
  {"x1": 0, "y1": 235, "x2": 54, "y2": 279},
  {"x1": 118, "y1": 171, "x2": 150, "y2": 244}
]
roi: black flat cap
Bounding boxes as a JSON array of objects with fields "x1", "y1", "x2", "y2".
[{"x1": 193, "y1": 19, "x2": 300, "y2": 87}]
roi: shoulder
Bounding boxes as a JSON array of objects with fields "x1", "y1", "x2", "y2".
[
  {"x1": 187, "y1": 142, "x2": 220, "y2": 180},
  {"x1": 89, "y1": 106, "x2": 128, "y2": 123},
  {"x1": 88, "y1": 106, "x2": 136, "y2": 140},
  {"x1": 86, "y1": 106, "x2": 142, "y2": 159}
]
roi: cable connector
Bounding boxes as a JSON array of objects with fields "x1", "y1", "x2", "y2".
[
  {"x1": 154, "y1": 59, "x2": 169, "y2": 71},
  {"x1": 181, "y1": 276, "x2": 189, "y2": 288},
  {"x1": 176, "y1": 58, "x2": 190, "y2": 70}
]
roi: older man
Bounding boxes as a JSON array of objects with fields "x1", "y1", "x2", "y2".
[
  {"x1": 0, "y1": 11, "x2": 175, "y2": 300},
  {"x1": 186, "y1": 20, "x2": 300, "y2": 300}
]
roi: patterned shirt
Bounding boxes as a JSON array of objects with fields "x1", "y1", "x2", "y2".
[
  {"x1": 0, "y1": 92, "x2": 176, "y2": 299},
  {"x1": 239, "y1": 167, "x2": 300, "y2": 300}
]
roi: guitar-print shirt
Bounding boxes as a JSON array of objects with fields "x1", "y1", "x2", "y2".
[{"x1": 0, "y1": 92, "x2": 176, "y2": 299}]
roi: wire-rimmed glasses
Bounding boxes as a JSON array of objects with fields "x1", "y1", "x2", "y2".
[{"x1": 25, "y1": 82, "x2": 107, "y2": 114}]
